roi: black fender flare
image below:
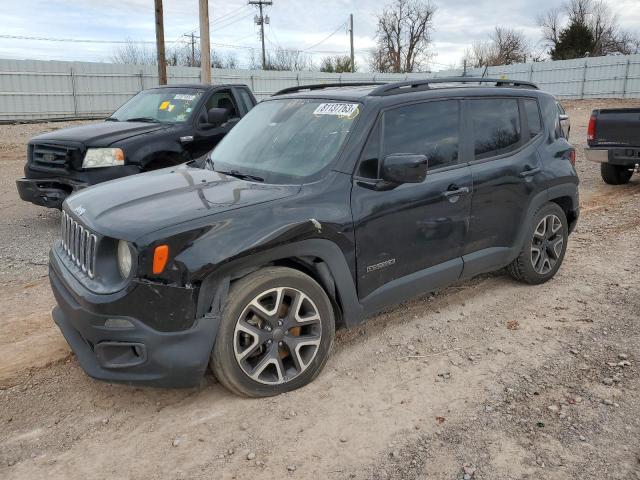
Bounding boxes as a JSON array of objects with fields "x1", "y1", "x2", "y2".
[
  {"x1": 510, "y1": 184, "x2": 579, "y2": 264},
  {"x1": 195, "y1": 239, "x2": 364, "y2": 328}
]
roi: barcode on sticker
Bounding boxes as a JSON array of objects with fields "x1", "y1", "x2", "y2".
[
  {"x1": 313, "y1": 103, "x2": 359, "y2": 117},
  {"x1": 174, "y1": 94, "x2": 197, "y2": 101}
]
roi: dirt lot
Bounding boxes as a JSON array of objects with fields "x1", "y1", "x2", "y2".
[{"x1": 1, "y1": 99, "x2": 639, "y2": 480}]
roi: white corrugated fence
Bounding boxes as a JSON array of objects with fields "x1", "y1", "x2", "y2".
[{"x1": 1, "y1": 54, "x2": 639, "y2": 121}]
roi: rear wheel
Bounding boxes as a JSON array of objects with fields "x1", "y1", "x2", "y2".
[
  {"x1": 601, "y1": 163, "x2": 633, "y2": 185},
  {"x1": 507, "y1": 203, "x2": 568, "y2": 285},
  {"x1": 211, "y1": 267, "x2": 335, "y2": 397}
]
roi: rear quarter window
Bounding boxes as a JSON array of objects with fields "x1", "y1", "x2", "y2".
[
  {"x1": 469, "y1": 98, "x2": 521, "y2": 160},
  {"x1": 523, "y1": 99, "x2": 542, "y2": 139}
]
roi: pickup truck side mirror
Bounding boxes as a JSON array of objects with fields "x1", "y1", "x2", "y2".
[
  {"x1": 381, "y1": 153, "x2": 428, "y2": 184},
  {"x1": 205, "y1": 107, "x2": 229, "y2": 127},
  {"x1": 559, "y1": 114, "x2": 569, "y2": 121}
]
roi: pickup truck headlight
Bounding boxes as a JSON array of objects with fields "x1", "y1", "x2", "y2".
[
  {"x1": 117, "y1": 240, "x2": 133, "y2": 279},
  {"x1": 82, "y1": 148, "x2": 125, "y2": 169}
]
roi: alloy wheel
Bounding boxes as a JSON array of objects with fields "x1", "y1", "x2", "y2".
[
  {"x1": 531, "y1": 214, "x2": 564, "y2": 275},
  {"x1": 233, "y1": 287, "x2": 322, "y2": 385}
]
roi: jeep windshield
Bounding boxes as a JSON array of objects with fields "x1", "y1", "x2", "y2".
[
  {"x1": 108, "y1": 87, "x2": 204, "y2": 123},
  {"x1": 207, "y1": 98, "x2": 361, "y2": 184}
]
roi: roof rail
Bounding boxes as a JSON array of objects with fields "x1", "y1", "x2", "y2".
[
  {"x1": 368, "y1": 77, "x2": 538, "y2": 96},
  {"x1": 273, "y1": 82, "x2": 386, "y2": 96}
]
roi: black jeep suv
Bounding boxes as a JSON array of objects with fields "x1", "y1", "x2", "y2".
[{"x1": 49, "y1": 78, "x2": 579, "y2": 397}]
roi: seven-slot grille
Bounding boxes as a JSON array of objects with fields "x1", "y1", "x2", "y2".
[
  {"x1": 61, "y1": 211, "x2": 98, "y2": 278},
  {"x1": 31, "y1": 143, "x2": 76, "y2": 170}
]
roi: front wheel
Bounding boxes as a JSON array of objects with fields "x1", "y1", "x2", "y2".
[
  {"x1": 601, "y1": 163, "x2": 633, "y2": 185},
  {"x1": 211, "y1": 267, "x2": 335, "y2": 397},
  {"x1": 507, "y1": 203, "x2": 569, "y2": 285}
]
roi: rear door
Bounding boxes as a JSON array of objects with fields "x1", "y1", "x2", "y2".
[
  {"x1": 463, "y1": 96, "x2": 546, "y2": 270},
  {"x1": 351, "y1": 99, "x2": 472, "y2": 300}
]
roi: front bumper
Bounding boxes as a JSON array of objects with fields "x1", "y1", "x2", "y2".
[
  {"x1": 585, "y1": 147, "x2": 640, "y2": 167},
  {"x1": 18, "y1": 164, "x2": 141, "y2": 209},
  {"x1": 16, "y1": 177, "x2": 85, "y2": 209},
  {"x1": 49, "y1": 248, "x2": 219, "y2": 388}
]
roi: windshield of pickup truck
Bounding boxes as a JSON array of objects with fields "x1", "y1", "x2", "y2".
[
  {"x1": 109, "y1": 88, "x2": 204, "y2": 123},
  {"x1": 207, "y1": 98, "x2": 360, "y2": 183}
]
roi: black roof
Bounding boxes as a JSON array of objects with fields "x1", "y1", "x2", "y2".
[{"x1": 147, "y1": 83, "x2": 247, "y2": 90}]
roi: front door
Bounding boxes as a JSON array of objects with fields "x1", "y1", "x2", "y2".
[
  {"x1": 351, "y1": 99, "x2": 472, "y2": 300},
  {"x1": 187, "y1": 89, "x2": 242, "y2": 159}
]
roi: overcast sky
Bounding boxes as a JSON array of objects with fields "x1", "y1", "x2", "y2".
[{"x1": 0, "y1": 0, "x2": 638, "y2": 70}]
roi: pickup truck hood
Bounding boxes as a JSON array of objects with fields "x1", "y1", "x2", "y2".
[
  {"x1": 30, "y1": 121, "x2": 168, "y2": 147},
  {"x1": 65, "y1": 164, "x2": 300, "y2": 241}
]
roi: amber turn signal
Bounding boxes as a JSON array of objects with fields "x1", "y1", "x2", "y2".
[{"x1": 152, "y1": 245, "x2": 169, "y2": 274}]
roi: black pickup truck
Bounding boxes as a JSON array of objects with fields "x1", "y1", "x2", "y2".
[
  {"x1": 16, "y1": 84, "x2": 256, "y2": 208},
  {"x1": 585, "y1": 108, "x2": 640, "y2": 184}
]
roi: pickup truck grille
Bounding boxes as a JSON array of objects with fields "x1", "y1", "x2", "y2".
[
  {"x1": 31, "y1": 143, "x2": 78, "y2": 170},
  {"x1": 61, "y1": 211, "x2": 98, "y2": 278}
]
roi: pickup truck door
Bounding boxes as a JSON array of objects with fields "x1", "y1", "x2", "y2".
[
  {"x1": 185, "y1": 88, "x2": 243, "y2": 159},
  {"x1": 351, "y1": 99, "x2": 471, "y2": 302}
]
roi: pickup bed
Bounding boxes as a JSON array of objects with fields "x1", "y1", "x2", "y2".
[
  {"x1": 16, "y1": 83, "x2": 256, "y2": 208},
  {"x1": 585, "y1": 108, "x2": 640, "y2": 184}
]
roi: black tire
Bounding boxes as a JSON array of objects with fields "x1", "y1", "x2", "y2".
[
  {"x1": 211, "y1": 267, "x2": 335, "y2": 397},
  {"x1": 601, "y1": 163, "x2": 633, "y2": 185},
  {"x1": 507, "y1": 202, "x2": 568, "y2": 285}
]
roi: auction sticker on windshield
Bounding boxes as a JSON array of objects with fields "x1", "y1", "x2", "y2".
[{"x1": 313, "y1": 103, "x2": 359, "y2": 118}]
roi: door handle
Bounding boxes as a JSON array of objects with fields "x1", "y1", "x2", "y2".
[
  {"x1": 442, "y1": 186, "x2": 470, "y2": 198},
  {"x1": 519, "y1": 167, "x2": 541, "y2": 178}
]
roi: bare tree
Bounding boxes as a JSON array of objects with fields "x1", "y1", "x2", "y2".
[
  {"x1": 464, "y1": 27, "x2": 530, "y2": 68},
  {"x1": 112, "y1": 40, "x2": 238, "y2": 69},
  {"x1": 369, "y1": 0, "x2": 436, "y2": 73},
  {"x1": 261, "y1": 47, "x2": 313, "y2": 71},
  {"x1": 539, "y1": 0, "x2": 639, "y2": 58},
  {"x1": 111, "y1": 39, "x2": 156, "y2": 65}
]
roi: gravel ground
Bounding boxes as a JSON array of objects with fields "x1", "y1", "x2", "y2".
[{"x1": 0, "y1": 101, "x2": 639, "y2": 480}]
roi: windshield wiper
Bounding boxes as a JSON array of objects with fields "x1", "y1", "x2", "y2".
[
  {"x1": 124, "y1": 117, "x2": 160, "y2": 123},
  {"x1": 216, "y1": 169, "x2": 264, "y2": 182},
  {"x1": 104, "y1": 117, "x2": 119, "y2": 122}
]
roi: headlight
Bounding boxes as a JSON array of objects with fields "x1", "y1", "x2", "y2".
[
  {"x1": 82, "y1": 148, "x2": 124, "y2": 169},
  {"x1": 117, "y1": 240, "x2": 133, "y2": 279}
]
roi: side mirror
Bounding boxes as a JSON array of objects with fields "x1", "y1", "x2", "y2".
[
  {"x1": 559, "y1": 114, "x2": 569, "y2": 121},
  {"x1": 206, "y1": 107, "x2": 229, "y2": 127},
  {"x1": 381, "y1": 153, "x2": 428, "y2": 184}
]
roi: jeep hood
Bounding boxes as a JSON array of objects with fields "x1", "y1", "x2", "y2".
[
  {"x1": 64, "y1": 164, "x2": 301, "y2": 241},
  {"x1": 30, "y1": 121, "x2": 168, "y2": 147}
]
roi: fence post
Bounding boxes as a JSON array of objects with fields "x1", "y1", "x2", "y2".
[
  {"x1": 580, "y1": 60, "x2": 588, "y2": 99},
  {"x1": 528, "y1": 63, "x2": 534, "y2": 82},
  {"x1": 250, "y1": 73, "x2": 255, "y2": 92},
  {"x1": 296, "y1": 72, "x2": 300, "y2": 86},
  {"x1": 70, "y1": 67, "x2": 78, "y2": 117},
  {"x1": 622, "y1": 58, "x2": 631, "y2": 98},
  {"x1": 139, "y1": 70, "x2": 144, "y2": 91}
]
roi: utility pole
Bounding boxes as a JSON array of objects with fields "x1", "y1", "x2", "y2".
[
  {"x1": 199, "y1": 0, "x2": 211, "y2": 83},
  {"x1": 349, "y1": 14, "x2": 354, "y2": 73},
  {"x1": 249, "y1": 0, "x2": 272, "y2": 70},
  {"x1": 183, "y1": 32, "x2": 198, "y2": 67},
  {"x1": 154, "y1": 0, "x2": 167, "y2": 85}
]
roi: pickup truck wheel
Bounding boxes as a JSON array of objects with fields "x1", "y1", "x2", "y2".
[
  {"x1": 600, "y1": 163, "x2": 633, "y2": 185},
  {"x1": 507, "y1": 203, "x2": 568, "y2": 285},
  {"x1": 211, "y1": 267, "x2": 335, "y2": 397}
]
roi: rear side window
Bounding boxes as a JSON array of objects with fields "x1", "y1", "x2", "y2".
[
  {"x1": 524, "y1": 99, "x2": 542, "y2": 139},
  {"x1": 469, "y1": 98, "x2": 521, "y2": 160},
  {"x1": 382, "y1": 100, "x2": 459, "y2": 170}
]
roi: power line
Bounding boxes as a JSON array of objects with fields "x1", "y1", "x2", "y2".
[
  {"x1": 0, "y1": 34, "x2": 186, "y2": 45},
  {"x1": 301, "y1": 21, "x2": 347, "y2": 52}
]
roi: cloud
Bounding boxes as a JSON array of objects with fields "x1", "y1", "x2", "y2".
[{"x1": 0, "y1": 0, "x2": 638, "y2": 68}]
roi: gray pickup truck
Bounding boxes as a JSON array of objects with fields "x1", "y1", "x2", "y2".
[{"x1": 585, "y1": 108, "x2": 640, "y2": 184}]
